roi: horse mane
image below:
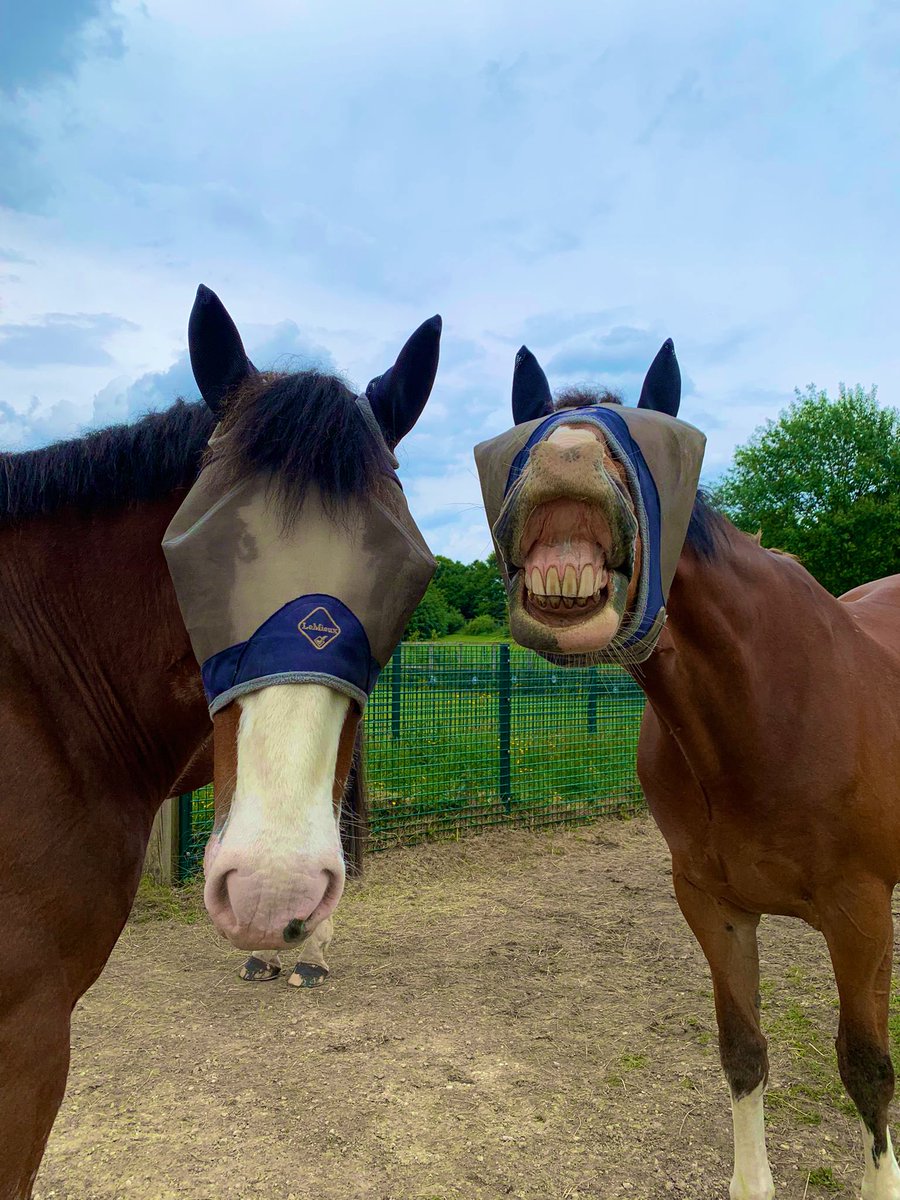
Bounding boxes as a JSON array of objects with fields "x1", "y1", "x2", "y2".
[
  {"x1": 208, "y1": 371, "x2": 394, "y2": 524},
  {"x1": 0, "y1": 400, "x2": 216, "y2": 526},
  {"x1": 1, "y1": 370, "x2": 392, "y2": 528},
  {"x1": 551, "y1": 384, "x2": 728, "y2": 560}
]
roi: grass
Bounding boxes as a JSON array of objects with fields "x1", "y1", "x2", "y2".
[
  {"x1": 605, "y1": 1050, "x2": 649, "y2": 1087},
  {"x1": 437, "y1": 632, "x2": 511, "y2": 643},
  {"x1": 761, "y1": 972, "x2": 900, "y2": 1132},
  {"x1": 805, "y1": 1166, "x2": 840, "y2": 1191},
  {"x1": 131, "y1": 875, "x2": 204, "y2": 924}
]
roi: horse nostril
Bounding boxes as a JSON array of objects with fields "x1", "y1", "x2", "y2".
[{"x1": 282, "y1": 917, "x2": 306, "y2": 943}]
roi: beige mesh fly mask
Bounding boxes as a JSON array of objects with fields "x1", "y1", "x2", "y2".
[
  {"x1": 163, "y1": 401, "x2": 435, "y2": 713},
  {"x1": 474, "y1": 341, "x2": 706, "y2": 665},
  {"x1": 163, "y1": 286, "x2": 440, "y2": 714}
]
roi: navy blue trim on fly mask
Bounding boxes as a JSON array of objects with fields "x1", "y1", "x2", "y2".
[
  {"x1": 201, "y1": 594, "x2": 380, "y2": 715},
  {"x1": 505, "y1": 407, "x2": 664, "y2": 653}
]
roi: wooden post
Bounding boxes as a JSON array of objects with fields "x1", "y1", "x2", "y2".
[{"x1": 143, "y1": 796, "x2": 178, "y2": 885}]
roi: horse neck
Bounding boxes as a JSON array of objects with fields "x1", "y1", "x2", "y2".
[
  {"x1": 637, "y1": 524, "x2": 854, "y2": 784},
  {"x1": 0, "y1": 493, "x2": 209, "y2": 808}
]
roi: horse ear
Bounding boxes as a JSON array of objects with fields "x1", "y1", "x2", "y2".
[
  {"x1": 512, "y1": 346, "x2": 553, "y2": 425},
  {"x1": 366, "y1": 315, "x2": 442, "y2": 448},
  {"x1": 638, "y1": 338, "x2": 681, "y2": 417},
  {"x1": 188, "y1": 285, "x2": 257, "y2": 417}
]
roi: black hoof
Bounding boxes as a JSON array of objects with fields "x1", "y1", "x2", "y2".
[
  {"x1": 238, "y1": 955, "x2": 281, "y2": 982},
  {"x1": 287, "y1": 962, "x2": 330, "y2": 988}
]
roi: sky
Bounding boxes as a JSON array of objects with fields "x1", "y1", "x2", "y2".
[{"x1": 1, "y1": 0, "x2": 898, "y2": 561}]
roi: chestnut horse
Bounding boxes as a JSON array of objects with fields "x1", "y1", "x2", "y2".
[
  {"x1": 477, "y1": 344, "x2": 900, "y2": 1199},
  {"x1": 0, "y1": 287, "x2": 441, "y2": 1197}
]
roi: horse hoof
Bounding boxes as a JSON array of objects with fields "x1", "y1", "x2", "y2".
[
  {"x1": 287, "y1": 962, "x2": 330, "y2": 988},
  {"x1": 238, "y1": 955, "x2": 281, "y2": 982}
]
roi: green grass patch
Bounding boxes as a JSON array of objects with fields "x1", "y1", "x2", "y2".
[
  {"x1": 805, "y1": 1166, "x2": 839, "y2": 1191},
  {"x1": 606, "y1": 1051, "x2": 649, "y2": 1085},
  {"x1": 131, "y1": 876, "x2": 204, "y2": 924}
]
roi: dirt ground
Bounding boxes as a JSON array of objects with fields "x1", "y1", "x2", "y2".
[{"x1": 35, "y1": 815, "x2": 897, "y2": 1200}]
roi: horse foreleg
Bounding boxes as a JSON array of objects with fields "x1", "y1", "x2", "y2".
[
  {"x1": 673, "y1": 871, "x2": 773, "y2": 1200},
  {"x1": 287, "y1": 915, "x2": 333, "y2": 987},
  {"x1": 0, "y1": 973, "x2": 71, "y2": 1200},
  {"x1": 241, "y1": 917, "x2": 334, "y2": 987},
  {"x1": 821, "y1": 879, "x2": 899, "y2": 1200}
]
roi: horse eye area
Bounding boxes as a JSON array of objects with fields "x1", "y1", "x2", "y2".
[{"x1": 520, "y1": 498, "x2": 614, "y2": 622}]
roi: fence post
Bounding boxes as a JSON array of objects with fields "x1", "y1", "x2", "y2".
[
  {"x1": 391, "y1": 644, "x2": 402, "y2": 740},
  {"x1": 143, "y1": 796, "x2": 177, "y2": 885},
  {"x1": 498, "y1": 643, "x2": 512, "y2": 811},
  {"x1": 177, "y1": 793, "x2": 194, "y2": 883},
  {"x1": 587, "y1": 669, "x2": 601, "y2": 734}
]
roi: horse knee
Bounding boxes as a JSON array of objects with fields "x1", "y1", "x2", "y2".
[
  {"x1": 837, "y1": 1023, "x2": 894, "y2": 1154},
  {"x1": 719, "y1": 1003, "x2": 769, "y2": 1099}
]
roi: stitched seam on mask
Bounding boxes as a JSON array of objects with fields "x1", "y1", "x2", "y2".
[
  {"x1": 162, "y1": 478, "x2": 254, "y2": 546},
  {"x1": 547, "y1": 412, "x2": 651, "y2": 650},
  {"x1": 355, "y1": 394, "x2": 400, "y2": 470},
  {"x1": 208, "y1": 674, "x2": 369, "y2": 716}
]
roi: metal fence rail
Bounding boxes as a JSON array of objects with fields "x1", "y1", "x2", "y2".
[{"x1": 178, "y1": 643, "x2": 646, "y2": 879}]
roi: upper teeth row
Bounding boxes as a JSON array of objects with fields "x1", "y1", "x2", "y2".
[{"x1": 528, "y1": 564, "x2": 601, "y2": 599}]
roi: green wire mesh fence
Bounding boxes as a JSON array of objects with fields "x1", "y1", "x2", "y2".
[{"x1": 178, "y1": 642, "x2": 646, "y2": 879}]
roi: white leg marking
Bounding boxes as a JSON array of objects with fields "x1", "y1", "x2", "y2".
[
  {"x1": 862, "y1": 1124, "x2": 900, "y2": 1199},
  {"x1": 296, "y1": 915, "x2": 334, "y2": 969},
  {"x1": 729, "y1": 1082, "x2": 774, "y2": 1200}
]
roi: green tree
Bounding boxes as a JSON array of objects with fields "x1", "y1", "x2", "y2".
[
  {"x1": 404, "y1": 580, "x2": 464, "y2": 640},
  {"x1": 711, "y1": 384, "x2": 900, "y2": 596},
  {"x1": 433, "y1": 553, "x2": 506, "y2": 621}
]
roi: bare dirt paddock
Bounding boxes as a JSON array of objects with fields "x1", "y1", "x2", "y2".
[{"x1": 36, "y1": 816, "x2": 900, "y2": 1200}]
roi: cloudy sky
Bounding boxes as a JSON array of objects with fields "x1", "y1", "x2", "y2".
[{"x1": 1, "y1": 0, "x2": 897, "y2": 560}]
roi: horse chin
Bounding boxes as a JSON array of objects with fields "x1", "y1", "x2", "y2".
[{"x1": 507, "y1": 570, "x2": 629, "y2": 658}]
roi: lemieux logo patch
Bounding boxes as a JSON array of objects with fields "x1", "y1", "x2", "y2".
[{"x1": 297, "y1": 607, "x2": 342, "y2": 650}]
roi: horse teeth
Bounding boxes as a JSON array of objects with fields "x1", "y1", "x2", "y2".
[
  {"x1": 546, "y1": 567, "x2": 561, "y2": 595},
  {"x1": 548, "y1": 594, "x2": 561, "y2": 609},
  {"x1": 562, "y1": 597, "x2": 575, "y2": 608},
  {"x1": 578, "y1": 565, "x2": 595, "y2": 598},
  {"x1": 562, "y1": 565, "x2": 577, "y2": 597},
  {"x1": 530, "y1": 567, "x2": 544, "y2": 596}
]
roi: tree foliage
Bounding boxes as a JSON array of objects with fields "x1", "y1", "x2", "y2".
[
  {"x1": 404, "y1": 553, "x2": 507, "y2": 640},
  {"x1": 404, "y1": 579, "x2": 464, "y2": 641},
  {"x1": 711, "y1": 384, "x2": 900, "y2": 596}
]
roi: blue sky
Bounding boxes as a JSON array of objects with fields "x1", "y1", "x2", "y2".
[{"x1": 1, "y1": 0, "x2": 898, "y2": 560}]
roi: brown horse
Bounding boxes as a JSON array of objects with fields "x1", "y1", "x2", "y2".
[
  {"x1": 0, "y1": 286, "x2": 441, "y2": 1197},
  {"x1": 476, "y1": 343, "x2": 900, "y2": 1199}
]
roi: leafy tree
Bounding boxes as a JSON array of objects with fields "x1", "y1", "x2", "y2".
[
  {"x1": 433, "y1": 553, "x2": 506, "y2": 621},
  {"x1": 404, "y1": 580, "x2": 464, "y2": 640},
  {"x1": 711, "y1": 384, "x2": 900, "y2": 596}
]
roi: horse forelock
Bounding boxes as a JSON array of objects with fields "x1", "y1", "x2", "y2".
[{"x1": 207, "y1": 370, "x2": 395, "y2": 524}]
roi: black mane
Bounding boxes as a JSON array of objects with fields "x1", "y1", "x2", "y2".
[
  {"x1": 210, "y1": 371, "x2": 393, "y2": 522},
  {"x1": 0, "y1": 400, "x2": 215, "y2": 526},
  {"x1": 686, "y1": 488, "x2": 728, "y2": 559},
  {"x1": 0, "y1": 370, "x2": 392, "y2": 528}
]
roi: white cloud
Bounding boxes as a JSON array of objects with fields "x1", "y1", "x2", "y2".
[{"x1": 0, "y1": 0, "x2": 897, "y2": 557}]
